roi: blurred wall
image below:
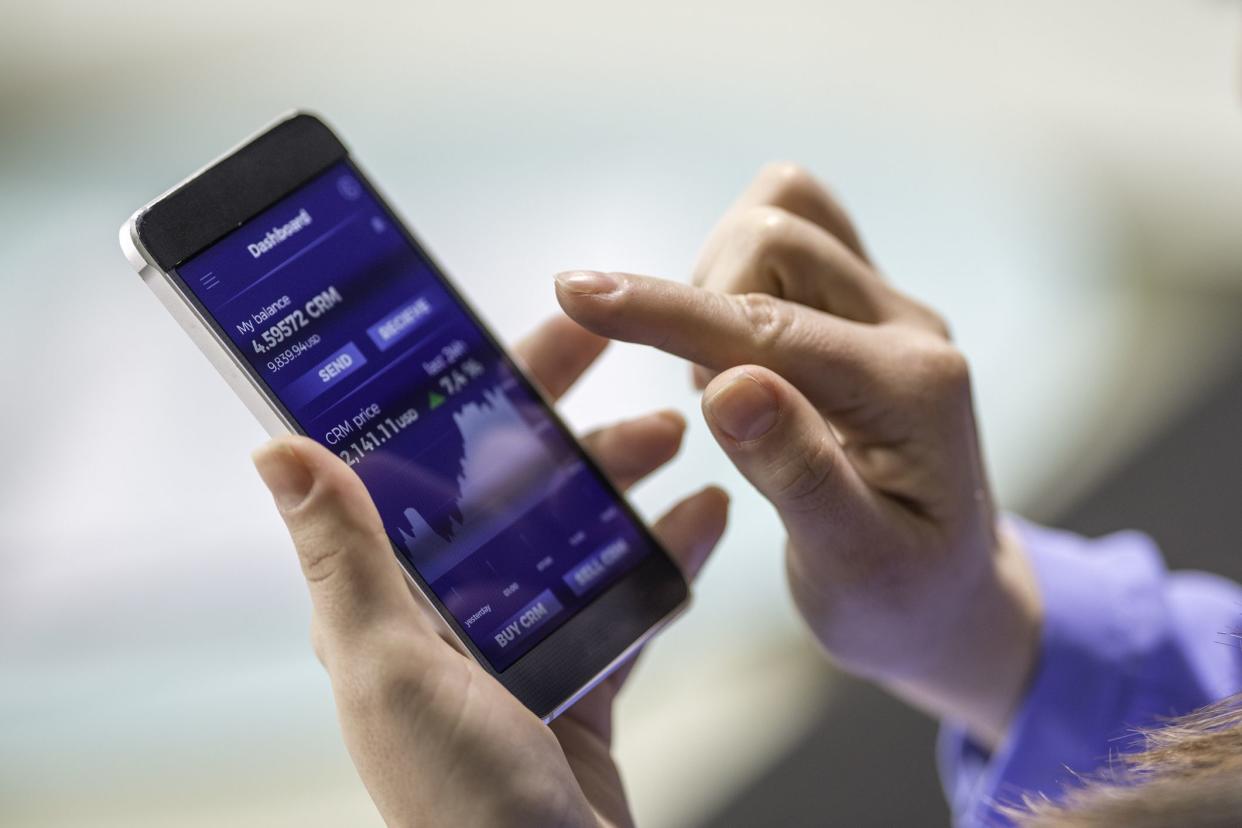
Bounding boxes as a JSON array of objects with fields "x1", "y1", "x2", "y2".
[{"x1": 3, "y1": 2, "x2": 1242, "y2": 826}]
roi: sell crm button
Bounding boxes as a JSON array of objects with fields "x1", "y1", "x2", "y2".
[{"x1": 562, "y1": 537, "x2": 633, "y2": 597}]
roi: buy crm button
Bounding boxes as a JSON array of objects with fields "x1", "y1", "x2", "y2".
[{"x1": 488, "y1": 590, "x2": 564, "y2": 650}]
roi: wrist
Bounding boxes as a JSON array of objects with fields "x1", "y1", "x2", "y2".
[
  {"x1": 884, "y1": 525, "x2": 1042, "y2": 748},
  {"x1": 788, "y1": 524, "x2": 1042, "y2": 749}
]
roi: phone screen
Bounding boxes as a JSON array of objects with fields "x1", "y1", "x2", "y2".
[{"x1": 174, "y1": 160, "x2": 660, "y2": 670}]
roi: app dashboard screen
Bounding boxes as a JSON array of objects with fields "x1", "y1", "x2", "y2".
[{"x1": 176, "y1": 160, "x2": 657, "y2": 669}]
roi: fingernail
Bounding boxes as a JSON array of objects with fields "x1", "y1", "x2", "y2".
[
  {"x1": 700, "y1": 484, "x2": 731, "y2": 507},
  {"x1": 252, "y1": 440, "x2": 314, "y2": 512},
  {"x1": 653, "y1": 409, "x2": 687, "y2": 431},
  {"x1": 704, "y1": 373, "x2": 778, "y2": 441},
  {"x1": 554, "y1": 270, "x2": 619, "y2": 295}
]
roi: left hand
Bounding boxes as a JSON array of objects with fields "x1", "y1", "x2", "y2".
[
  {"x1": 553, "y1": 163, "x2": 1039, "y2": 748},
  {"x1": 252, "y1": 315, "x2": 729, "y2": 828}
]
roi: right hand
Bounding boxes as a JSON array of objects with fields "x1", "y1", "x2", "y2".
[{"x1": 554, "y1": 163, "x2": 1041, "y2": 747}]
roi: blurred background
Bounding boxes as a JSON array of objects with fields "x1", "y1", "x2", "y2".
[{"x1": 4, "y1": 1, "x2": 1242, "y2": 825}]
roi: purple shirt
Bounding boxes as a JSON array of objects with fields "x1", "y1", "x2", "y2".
[{"x1": 938, "y1": 519, "x2": 1242, "y2": 826}]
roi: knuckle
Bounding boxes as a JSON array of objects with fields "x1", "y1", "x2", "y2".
[
  {"x1": 709, "y1": 207, "x2": 796, "y2": 291},
  {"x1": 904, "y1": 338, "x2": 971, "y2": 397},
  {"x1": 291, "y1": 522, "x2": 385, "y2": 587},
  {"x1": 770, "y1": 438, "x2": 837, "y2": 513},
  {"x1": 757, "y1": 161, "x2": 819, "y2": 200},
  {"x1": 296, "y1": 537, "x2": 349, "y2": 584},
  {"x1": 903, "y1": 297, "x2": 953, "y2": 339},
  {"x1": 739, "y1": 205, "x2": 793, "y2": 257},
  {"x1": 733, "y1": 291, "x2": 792, "y2": 350}
]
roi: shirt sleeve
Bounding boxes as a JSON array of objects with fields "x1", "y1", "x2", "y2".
[{"x1": 936, "y1": 518, "x2": 1242, "y2": 827}]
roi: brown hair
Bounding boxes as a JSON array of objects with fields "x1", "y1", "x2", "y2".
[{"x1": 1009, "y1": 693, "x2": 1242, "y2": 827}]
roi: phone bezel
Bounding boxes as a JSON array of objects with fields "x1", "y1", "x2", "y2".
[{"x1": 120, "y1": 111, "x2": 689, "y2": 720}]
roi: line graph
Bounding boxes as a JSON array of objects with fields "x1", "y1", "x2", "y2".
[{"x1": 398, "y1": 383, "x2": 567, "y2": 581}]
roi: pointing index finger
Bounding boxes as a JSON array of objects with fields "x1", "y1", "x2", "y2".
[{"x1": 554, "y1": 270, "x2": 889, "y2": 425}]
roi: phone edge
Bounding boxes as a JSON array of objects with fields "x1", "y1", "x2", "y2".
[
  {"x1": 120, "y1": 208, "x2": 481, "y2": 684},
  {"x1": 118, "y1": 112, "x2": 692, "y2": 722}
]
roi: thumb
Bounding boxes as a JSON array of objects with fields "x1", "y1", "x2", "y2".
[
  {"x1": 252, "y1": 436, "x2": 418, "y2": 644},
  {"x1": 701, "y1": 366, "x2": 872, "y2": 554}
]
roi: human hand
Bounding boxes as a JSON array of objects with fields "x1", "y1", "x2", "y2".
[
  {"x1": 554, "y1": 164, "x2": 1040, "y2": 747},
  {"x1": 252, "y1": 315, "x2": 728, "y2": 827}
]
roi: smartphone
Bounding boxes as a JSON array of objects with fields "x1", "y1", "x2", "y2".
[{"x1": 119, "y1": 112, "x2": 688, "y2": 721}]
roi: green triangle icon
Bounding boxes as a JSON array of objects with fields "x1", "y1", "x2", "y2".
[{"x1": 428, "y1": 391, "x2": 445, "y2": 410}]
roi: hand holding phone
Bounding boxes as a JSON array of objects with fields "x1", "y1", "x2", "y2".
[
  {"x1": 121, "y1": 113, "x2": 709, "y2": 720},
  {"x1": 252, "y1": 315, "x2": 727, "y2": 827}
]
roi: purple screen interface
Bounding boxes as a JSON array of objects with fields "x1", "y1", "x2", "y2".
[{"x1": 176, "y1": 160, "x2": 657, "y2": 669}]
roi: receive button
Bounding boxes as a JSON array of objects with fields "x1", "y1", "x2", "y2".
[
  {"x1": 282, "y1": 341, "x2": 368, "y2": 407},
  {"x1": 562, "y1": 537, "x2": 632, "y2": 597},
  {"x1": 489, "y1": 589, "x2": 564, "y2": 651},
  {"x1": 366, "y1": 294, "x2": 433, "y2": 351}
]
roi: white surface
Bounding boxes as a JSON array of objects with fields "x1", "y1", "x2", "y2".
[{"x1": 4, "y1": 2, "x2": 1242, "y2": 825}]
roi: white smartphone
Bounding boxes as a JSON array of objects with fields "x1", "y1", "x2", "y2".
[{"x1": 119, "y1": 111, "x2": 689, "y2": 721}]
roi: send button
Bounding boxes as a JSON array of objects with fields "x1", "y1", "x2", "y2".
[
  {"x1": 282, "y1": 341, "x2": 368, "y2": 407},
  {"x1": 489, "y1": 590, "x2": 564, "y2": 651}
]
